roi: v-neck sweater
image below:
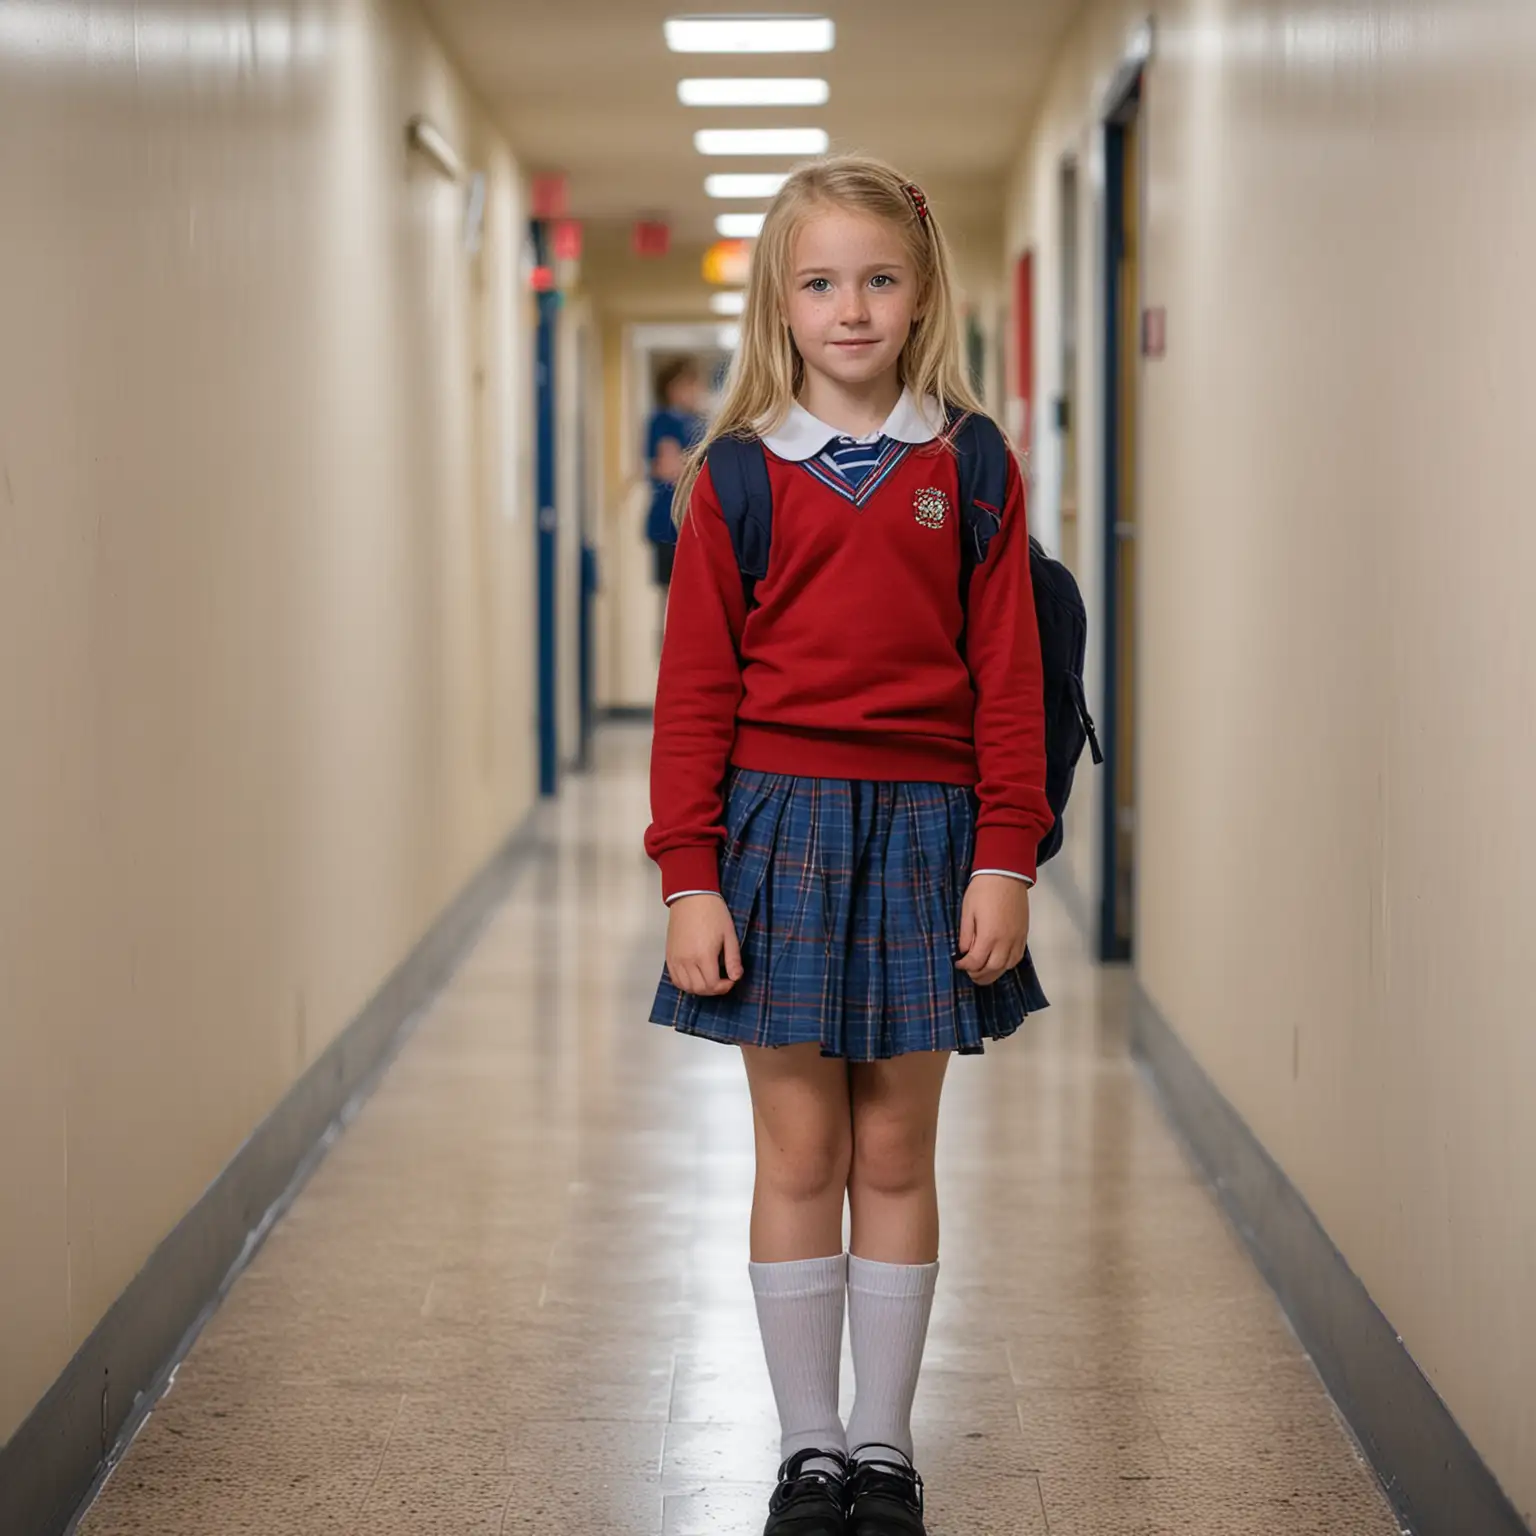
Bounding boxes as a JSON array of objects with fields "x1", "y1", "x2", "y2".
[{"x1": 646, "y1": 439, "x2": 1051, "y2": 900}]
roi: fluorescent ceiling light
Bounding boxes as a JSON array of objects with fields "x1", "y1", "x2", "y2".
[
  {"x1": 664, "y1": 16, "x2": 834, "y2": 53},
  {"x1": 706, "y1": 173, "x2": 789, "y2": 198},
  {"x1": 717, "y1": 324, "x2": 742, "y2": 350},
  {"x1": 695, "y1": 128, "x2": 828, "y2": 156},
  {"x1": 711, "y1": 291, "x2": 746, "y2": 315},
  {"x1": 679, "y1": 77, "x2": 829, "y2": 106},
  {"x1": 716, "y1": 212, "x2": 766, "y2": 238}
]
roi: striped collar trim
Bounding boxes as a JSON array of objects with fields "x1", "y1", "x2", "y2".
[{"x1": 797, "y1": 438, "x2": 914, "y2": 506}]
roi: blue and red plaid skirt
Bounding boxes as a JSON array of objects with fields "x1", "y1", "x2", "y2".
[{"x1": 651, "y1": 770, "x2": 1049, "y2": 1060}]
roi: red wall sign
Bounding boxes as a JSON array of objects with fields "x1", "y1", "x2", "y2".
[
  {"x1": 531, "y1": 174, "x2": 568, "y2": 220},
  {"x1": 632, "y1": 220, "x2": 671, "y2": 258},
  {"x1": 552, "y1": 220, "x2": 583, "y2": 262}
]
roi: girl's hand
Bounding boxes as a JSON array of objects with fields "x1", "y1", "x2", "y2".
[
  {"x1": 956, "y1": 875, "x2": 1031, "y2": 987},
  {"x1": 666, "y1": 894, "x2": 745, "y2": 996}
]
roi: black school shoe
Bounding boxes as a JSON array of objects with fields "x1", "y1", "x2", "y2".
[
  {"x1": 845, "y1": 1447, "x2": 926, "y2": 1536},
  {"x1": 763, "y1": 1448, "x2": 850, "y2": 1536}
]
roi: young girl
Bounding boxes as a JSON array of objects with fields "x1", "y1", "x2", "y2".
[{"x1": 644, "y1": 156, "x2": 1050, "y2": 1536}]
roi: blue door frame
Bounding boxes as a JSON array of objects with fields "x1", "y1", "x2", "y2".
[
  {"x1": 578, "y1": 544, "x2": 597, "y2": 768},
  {"x1": 532, "y1": 220, "x2": 559, "y2": 797},
  {"x1": 1099, "y1": 75, "x2": 1141, "y2": 963},
  {"x1": 575, "y1": 328, "x2": 596, "y2": 770}
]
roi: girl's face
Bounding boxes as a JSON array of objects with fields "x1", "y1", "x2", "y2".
[{"x1": 783, "y1": 207, "x2": 920, "y2": 395}]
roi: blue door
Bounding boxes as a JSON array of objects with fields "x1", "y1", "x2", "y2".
[{"x1": 533, "y1": 221, "x2": 559, "y2": 797}]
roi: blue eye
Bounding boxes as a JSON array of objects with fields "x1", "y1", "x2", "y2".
[
  {"x1": 870, "y1": 274, "x2": 894, "y2": 289},
  {"x1": 806, "y1": 277, "x2": 832, "y2": 293}
]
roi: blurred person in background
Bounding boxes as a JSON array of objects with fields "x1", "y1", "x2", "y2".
[{"x1": 645, "y1": 356, "x2": 706, "y2": 588}]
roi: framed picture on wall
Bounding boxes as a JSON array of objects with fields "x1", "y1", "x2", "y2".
[{"x1": 965, "y1": 310, "x2": 986, "y2": 396}]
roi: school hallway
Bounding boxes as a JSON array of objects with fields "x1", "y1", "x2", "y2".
[
  {"x1": 7, "y1": 3, "x2": 1536, "y2": 1533},
  {"x1": 59, "y1": 725, "x2": 1391, "y2": 1536}
]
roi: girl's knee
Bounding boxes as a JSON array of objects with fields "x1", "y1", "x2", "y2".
[
  {"x1": 758, "y1": 1127, "x2": 851, "y2": 1205},
  {"x1": 850, "y1": 1112, "x2": 936, "y2": 1197}
]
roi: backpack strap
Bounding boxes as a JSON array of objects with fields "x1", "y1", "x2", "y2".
[
  {"x1": 950, "y1": 410, "x2": 1010, "y2": 609},
  {"x1": 705, "y1": 435, "x2": 774, "y2": 611}
]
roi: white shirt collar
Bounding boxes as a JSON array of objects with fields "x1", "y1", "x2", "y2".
[{"x1": 761, "y1": 388, "x2": 946, "y2": 461}]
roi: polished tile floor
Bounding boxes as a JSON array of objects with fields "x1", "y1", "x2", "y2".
[{"x1": 79, "y1": 727, "x2": 1400, "y2": 1535}]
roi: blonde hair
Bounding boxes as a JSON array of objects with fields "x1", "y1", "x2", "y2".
[{"x1": 674, "y1": 154, "x2": 987, "y2": 524}]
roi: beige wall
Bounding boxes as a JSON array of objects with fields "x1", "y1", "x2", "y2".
[
  {"x1": 0, "y1": 0, "x2": 536, "y2": 1443},
  {"x1": 594, "y1": 319, "x2": 662, "y2": 714},
  {"x1": 1009, "y1": 0, "x2": 1536, "y2": 1519}
]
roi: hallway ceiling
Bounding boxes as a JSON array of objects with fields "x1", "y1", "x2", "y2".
[{"x1": 418, "y1": 0, "x2": 1083, "y2": 316}]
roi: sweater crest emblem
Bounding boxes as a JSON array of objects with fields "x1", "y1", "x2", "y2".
[{"x1": 913, "y1": 486, "x2": 949, "y2": 529}]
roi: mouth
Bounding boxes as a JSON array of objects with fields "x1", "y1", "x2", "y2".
[{"x1": 830, "y1": 339, "x2": 879, "y2": 350}]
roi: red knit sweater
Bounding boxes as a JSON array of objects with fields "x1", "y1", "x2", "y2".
[{"x1": 644, "y1": 439, "x2": 1051, "y2": 901}]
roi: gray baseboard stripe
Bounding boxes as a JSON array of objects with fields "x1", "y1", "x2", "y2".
[
  {"x1": 1132, "y1": 982, "x2": 1530, "y2": 1536},
  {"x1": 0, "y1": 811, "x2": 539, "y2": 1536},
  {"x1": 599, "y1": 704, "x2": 654, "y2": 723}
]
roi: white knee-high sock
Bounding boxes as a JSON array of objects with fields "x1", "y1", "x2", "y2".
[
  {"x1": 845, "y1": 1255, "x2": 939, "y2": 1465},
  {"x1": 749, "y1": 1254, "x2": 849, "y2": 1469}
]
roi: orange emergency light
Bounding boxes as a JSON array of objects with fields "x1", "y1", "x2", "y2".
[{"x1": 702, "y1": 239, "x2": 752, "y2": 286}]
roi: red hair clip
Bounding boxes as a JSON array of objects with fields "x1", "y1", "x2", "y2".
[{"x1": 903, "y1": 182, "x2": 930, "y2": 223}]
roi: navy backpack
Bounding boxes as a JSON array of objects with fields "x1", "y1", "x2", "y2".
[{"x1": 705, "y1": 412, "x2": 1101, "y2": 867}]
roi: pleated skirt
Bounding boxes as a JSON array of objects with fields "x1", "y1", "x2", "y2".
[{"x1": 650, "y1": 770, "x2": 1049, "y2": 1061}]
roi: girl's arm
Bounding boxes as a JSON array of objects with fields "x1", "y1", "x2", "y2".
[
  {"x1": 963, "y1": 455, "x2": 1053, "y2": 884},
  {"x1": 644, "y1": 465, "x2": 748, "y2": 902}
]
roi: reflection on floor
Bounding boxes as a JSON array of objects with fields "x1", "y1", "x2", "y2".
[{"x1": 78, "y1": 727, "x2": 1398, "y2": 1535}]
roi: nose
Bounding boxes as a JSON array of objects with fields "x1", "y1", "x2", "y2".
[{"x1": 836, "y1": 284, "x2": 870, "y2": 327}]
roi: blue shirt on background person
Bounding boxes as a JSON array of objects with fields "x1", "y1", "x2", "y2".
[
  {"x1": 644, "y1": 358, "x2": 705, "y2": 585},
  {"x1": 646, "y1": 406, "x2": 703, "y2": 545}
]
